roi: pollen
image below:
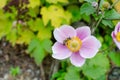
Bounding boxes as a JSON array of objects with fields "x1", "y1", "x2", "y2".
[
  {"x1": 116, "y1": 32, "x2": 120, "y2": 42},
  {"x1": 65, "y1": 37, "x2": 82, "y2": 52}
]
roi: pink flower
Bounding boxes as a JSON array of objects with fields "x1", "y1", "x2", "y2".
[
  {"x1": 111, "y1": 22, "x2": 120, "y2": 49},
  {"x1": 52, "y1": 25, "x2": 101, "y2": 67}
]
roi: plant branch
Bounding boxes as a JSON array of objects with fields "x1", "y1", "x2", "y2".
[
  {"x1": 97, "y1": 0, "x2": 101, "y2": 15},
  {"x1": 92, "y1": 11, "x2": 104, "y2": 34},
  {"x1": 49, "y1": 59, "x2": 60, "y2": 79},
  {"x1": 40, "y1": 63, "x2": 46, "y2": 80}
]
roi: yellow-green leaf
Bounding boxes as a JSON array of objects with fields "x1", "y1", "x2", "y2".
[
  {"x1": 37, "y1": 26, "x2": 52, "y2": 40},
  {"x1": 6, "y1": 29, "x2": 18, "y2": 45},
  {"x1": 28, "y1": 18, "x2": 43, "y2": 31},
  {"x1": 46, "y1": 0, "x2": 69, "y2": 4},
  {"x1": 28, "y1": 0, "x2": 41, "y2": 8},
  {"x1": 16, "y1": 30, "x2": 35, "y2": 44},
  {"x1": 40, "y1": 5, "x2": 72, "y2": 28},
  {"x1": 0, "y1": 10, "x2": 12, "y2": 39},
  {"x1": 0, "y1": 0, "x2": 7, "y2": 9}
]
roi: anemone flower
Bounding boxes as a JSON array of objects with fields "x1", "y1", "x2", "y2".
[
  {"x1": 52, "y1": 25, "x2": 101, "y2": 67},
  {"x1": 111, "y1": 22, "x2": 120, "y2": 49}
]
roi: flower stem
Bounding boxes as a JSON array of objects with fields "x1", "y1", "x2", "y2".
[
  {"x1": 40, "y1": 64, "x2": 46, "y2": 80},
  {"x1": 49, "y1": 60, "x2": 60, "y2": 79},
  {"x1": 92, "y1": 11, "x2": 104, "y2": 34}
]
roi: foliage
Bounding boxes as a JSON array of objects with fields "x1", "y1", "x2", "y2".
[
  {"x1": 10, "y1": 66, "x2": 20, "y2": 77},
  {"x1": 0, "y1": 0, "x2": 7, "y2": 9},
  {"x1": 40, "y1": 5, "x2": 72, "y2": 27},
  {"x1": 81, "y1": 53, "x2": 110, "y2": 79},
  {"x1": 80, "y1": 3, "x2": 95, "y2": 15},
  {"x1": 27, "y1": 38, "x2": 52, "y2": 65},
  {"x1": 0, "y1": 0, "x2": 120, "y2": 80},
  {"x1": 109, "y1": 52, "x2": 120, "y2": 66}
]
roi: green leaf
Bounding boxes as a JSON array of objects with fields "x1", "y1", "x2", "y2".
[
  {"x1": 99, "y1": 0, "x2": 104, "y2": 8},
  {"x1": 96, "y1": 75, "x2": 106, "y2": 80},
  {"x1": 82, "y1": 53, "x2": 110, "y2": 79},
  {"x1": 27, "y1": 38, "x2": 52, "y2": 65},
  {"x1": 67, "y1": 5, "x2": 82, "y2": 22},
  {"x1": 5, "y1": 7, "x2": 17, "y2": 20},
  {"x1": 27, "y1": 38, "x2": 45, "y2": 65},
  {"x1": 10, "y1": 67, "x2": 20, "y2": 76},
  {"x1": 51, "y1": 70, "x2": 66, "y2": 80},
  {"x1": 102, "y1": 20, "x2": 114, "y2": 28},
  {"x1": 104, "y1": 9, "x2": 120, "y2": 19},
  {"x1": 42, "y1": 39, "x2": 53, "y2": 53},
  {"x1": 82, "y1": 14, "x2": 90, "y2": 23},
  {"x1": 27, "y1": 8, "x2": 37, "y2": 18},
  {"x1": 84, "y1": 0, "x2": 97, "y2": 3},
  {"x1": 64, "y1": 66, "x2": 81, "y2": 80},
  {"x1": 96, "y1": 35, "x2": 104, "y2": 44},
  {"x1": 80, "y1": 3, "x2": 96, "y2": 15},
  {"x1": 104, "y1": 35, "x2": 112, "y2": 46},
  {"x1": 109, "y1": 52, "x2": 120, "y2": 67}
]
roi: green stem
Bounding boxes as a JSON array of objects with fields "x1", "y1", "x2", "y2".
[
  {"x1": 92, "y1": 11, "x2": 104, "y2": 34},
  {"x1": 97, "y1": 0, "x2": 101, "y2": 15}
]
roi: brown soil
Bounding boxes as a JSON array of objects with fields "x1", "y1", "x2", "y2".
[{"x1": 0, "y1": 39, "x2": 56, "y2": 80}]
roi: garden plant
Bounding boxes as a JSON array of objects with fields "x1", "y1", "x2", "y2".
[{"x1": 0, "y1": 0, "x2": 120, "y2": 80}]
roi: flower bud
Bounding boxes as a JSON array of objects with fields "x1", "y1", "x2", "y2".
[{"x1": 103, "y1": 1, "x2": 110, "y2": 9}]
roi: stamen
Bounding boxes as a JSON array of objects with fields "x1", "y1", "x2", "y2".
[
  {"x1": 65, "y1": 37, "x2": 82, "y2": 52},
  {"x1": 116, "y1": 32, "x2": 120, "y2": 42}
]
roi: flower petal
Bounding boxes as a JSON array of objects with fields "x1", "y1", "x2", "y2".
[
  {"x1": 53, "y1": 25, "x2": 76, "y2": 43},
  {"x1": 111, "y1": 31, "x2": 120, "y2": 49},
  {"x1": 70, "y1": 52, "x2": 85, "y2": 67},
  {"x1": 80, "y1": 36, "x2": 101, "y2": 58},
  {"x1": 115, "y1": 22, "x2": 120, "y2": 35},
  {"x1": 52, "y1": 42, "x2": 72, "y2": 60},
  {"x1": 76, "y1": 26, "x2": 91, "y2": 40}
]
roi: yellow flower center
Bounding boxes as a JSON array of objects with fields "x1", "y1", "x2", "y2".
[
  {"x1": 65, "y1": 37, "x2": 82, "y2": 52},
  {"x1": 116, "y1": 32, "x2": 120, "y2": 42}
]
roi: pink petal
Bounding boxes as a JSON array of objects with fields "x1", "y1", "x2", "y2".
[
  {"x1": 70, "y1": 52, "x2": 85, "y2": 67},
  {"x1": 52, "y1": 42, "x2": 72, "y2": 60},
  {"x1": 111, "y1": 31, "x2": 116, "y2": 38},
  {"x1": 53, "y1": 25, "x2": 76, "y2": 43},
  {"x1": 80, "y1": 36, "x2": 101, "y2": 58},
  {"x1": 111, "y1": 31, "x2": 120, "y2": 49},
  {"x1": 76, "y1": 26, "x2": 91, "y2": 40},
  {"x1": 115, "y1": 22, "x2": 120, "y2": 35}
]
